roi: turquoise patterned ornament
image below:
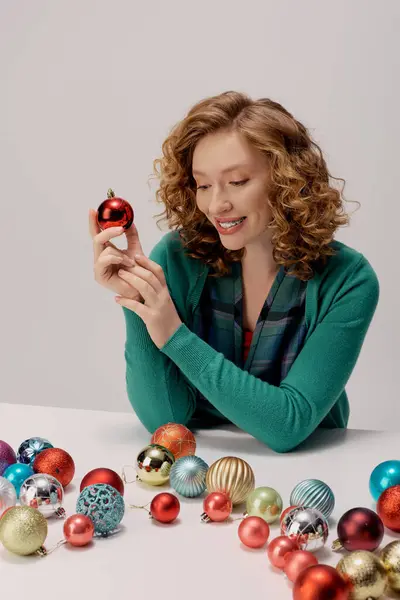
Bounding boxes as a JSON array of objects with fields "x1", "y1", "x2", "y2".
[
  {"x1": 76, "y1": 483, "x2": 124, "y2": 536},
  {"x1": 17, "y1": 437, "x2": 53, "y2": 465},
  {"x1": 290, "y1": 479, "x2": 335, "y2": 519},
  {"x1": 369, "y1": 460, "x2": 400, "y2": 501},
  {"x1": 169, "y1": 455, "x2": 209, "y2": 498}
]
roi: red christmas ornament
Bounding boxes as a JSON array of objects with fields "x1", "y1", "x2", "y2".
[
  {"x1": 201, "y1": 491, "x2": 232, "y2": 523},
  {"x1": 293, "y1": 564, "x2": 349, "y2": 600},
  {"x1": 97, "y1": 189, "x2": 134, "y2": 231},
  {"x1": 150, "y1": 492, "x2": 180, "y2": 523},
  {"x1": 280, "y1": 505, "x2": 299, "y2": 524},
  {"x1": 238, "y1": 516, "x2": 270, "y2": 548},
  {"x1": 33, "y1": 448, "x2": 75, "y2": 488},
  {"x1": 283, "y1": 550, "x2": 319, "y2": 582},
  {"x1": 150, "y1": 422, "x2": 196, "y2": 460},
  {"x1": 267, "y1": 535, "x2": 299, "y2": 569},
  {"x1": 331, "y1": 507, "x2": 384, "y2": 552},
  {"x1": 377, "y1": 485, "x2": 400, "y2": 532},
  {"x1": 80, "y1": 468, "x2": 124, "y2": 496},
  {"x1": 63, "y1": 514, "x2": 94, "y2": 547}
]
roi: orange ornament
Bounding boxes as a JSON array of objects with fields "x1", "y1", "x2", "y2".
[
  {"x1": 293, "y1": 564, "x2": 349, "y2": 600},
  {"x1": 377, "y1": 484, "x2": 400, "y2": 532},
  {"x1": 33, "y1": 448, "x2": 75, "y2": 488},
  {"x1": 283, "y1": 549, "x2": 318, "y2": 582},
  {"x1": 150, "y1": 423, "x2": 196, "y2": 460}
]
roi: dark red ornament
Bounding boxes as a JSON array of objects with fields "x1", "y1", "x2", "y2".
[
  {"x1": 331, "y1": 507, "x2": 384, "y2": 552},
  {"x1": 80, "y1": 467, "x2": 124, "y2": 496},
  {"x1": 97, "y1": 189, "x2": 134, "y2": 231},
  {"x1": 377, "y1": 485, "x2": 400, "y2": 532},
  {"x1": 150, "y1": 492, "x2": 180, "y2": 524}
]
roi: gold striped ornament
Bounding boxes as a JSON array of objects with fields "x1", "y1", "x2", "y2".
[{"x1": 205, "y1": 456, "x2": 255, "y2": 505}]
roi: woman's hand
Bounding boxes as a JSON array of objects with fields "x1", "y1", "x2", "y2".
[
  {"x1": 89, "y1": 208, "x2": 144, "y2": 300},
  {"x1": 114, "y1": 254, "x2": 183, "y2": 349}
]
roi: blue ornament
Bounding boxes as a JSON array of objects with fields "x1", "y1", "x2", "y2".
[
  {"x1": 76, "y1": 483, "x2": 124, "y2": 536},
  {"x1": 3, "y1": 463, "x2": 34, "y2": 498},
  {"x1": 290, "y1": 478, "x2": 335, "y2": 519},
  {"x1": 16, "y1": 437, "x2": 53, "y2": 465},
  {"x1": 369, "y1": 460, "x2": 400, "y2": 501},
  {"x1": 169, "y1": 455, "x2": 209, "y2": 498}
]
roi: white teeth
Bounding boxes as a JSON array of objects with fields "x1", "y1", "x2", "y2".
[{"x1": 219, "y1": 218, "x2": 245, "y2": 229}]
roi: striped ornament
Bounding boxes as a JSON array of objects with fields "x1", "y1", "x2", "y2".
[
  {"x1": 206, "y1": 456, "x2": 255, "y2": 505},
  {"x1": 290, "y1": 479, "x2": 335, "y2": 519},
  {"x1": 169, "y1": 455, "x2": 209, "y2": 498}
]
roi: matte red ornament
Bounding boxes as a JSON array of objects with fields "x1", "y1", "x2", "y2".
[
  {"x1": 238, "y1": 516, "x2": 270, "y2": 548},
  {"x1": 201, "y1": 491, "x2": 232, "y2": 523},
  {"x1": 150, "y1": 422, "x2": 196, "y2": 460},
  {"x1": 80, "y1": 468, "x2": 124, "y2": 496},
  {"x1": 33, "y1": 448, "x2": 75, "y2": 488},
  {"x1": 331, "y1": 507, "x2": 384, "y2": 552},
  {"x1": 283, "y1": 550, "x2": 319, "y2": 582},
  {"x1": 377, "y1": 485, "x2": 400, "y2": 532},
  {"x1": 150, "y1": 492, "x2": 180, "y2": 524},
  {"x1": 97, "y1": 188, "x2": 134, "y2": 231},
  {"x1": 267, "y1": 535, "x2": 299, "y2": 569},
  {"x1": 293, "y1": 564, "x2": 349, "y2": 600}
]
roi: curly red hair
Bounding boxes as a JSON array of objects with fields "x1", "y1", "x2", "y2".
[{"x1": 149, "y1": 91, "x2": 358, "y2": 280}]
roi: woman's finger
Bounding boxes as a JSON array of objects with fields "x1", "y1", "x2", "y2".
[
  {"x1": 118, "y1": 269, "x2": 158, "y2": 304},
  {"x1": 115, "y1": 295, "x2": 147, "y2": 316},
  {"x1": 92, "y1": 224, "x2": 125, "y2": 261},
  {"x1": 125, "y1": 264, "x2": 163, "y2": 293},
  {"x1": 134, "y1": 254, "x2": 166, "y2": 286}
]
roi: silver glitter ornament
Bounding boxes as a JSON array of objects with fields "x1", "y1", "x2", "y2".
[
  {"x1": 19, "y1": 473, "x2": 65, "y2": 518},
  {"x1": 281, "y1": 506, "x2": 329, "y2": 552}
]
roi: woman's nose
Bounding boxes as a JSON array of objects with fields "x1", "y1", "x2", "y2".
[{"x1": 208, "y1": 190, "x2": 232, "y2": 215}]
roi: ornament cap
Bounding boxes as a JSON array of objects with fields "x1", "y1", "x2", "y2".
[
  {"x1": 55, "y1": 507, "x2": 66, "y2": 519},
  {"x1": 331, "y1": 538, "x2": 343, "y2": 551},
  {"x1": 36, "y1": 545, "x2": 47, "y2": 556},
  {"x1": 200, "y1": 512, "x2": 211, "y2": 523},
  {"x1": 107, "y1": 188, "x2": 115, "y2": 198}
]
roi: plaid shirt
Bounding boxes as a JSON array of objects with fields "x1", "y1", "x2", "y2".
[{"x1": 190, "y1": 261, "x2": 308, "y2": 425}]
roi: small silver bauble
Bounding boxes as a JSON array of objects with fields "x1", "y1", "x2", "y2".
[
  {"x1": 135, "y1": 444, "x2": 175, "y2": 486},
  {"x1": 0, "y1": 475, "x2": 17, "y2": 517},
  {"x1": 281, "y1": 506, "x2": 329, "y2": 552},
  {"x1": 19, "y1": 473, "x2": 65, "y2": 518}
]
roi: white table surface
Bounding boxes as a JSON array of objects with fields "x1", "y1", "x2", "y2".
[{"x1": 1, "y1": 402, "x2": 399, "y2": 600}]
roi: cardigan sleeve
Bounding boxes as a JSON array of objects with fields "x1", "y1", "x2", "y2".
[
  {"x1": 159, "y1": 255, "x2": 380, "y2": 453},
  {"x1": 122, "y1": 241, "x2": 197, "y2": 433}
]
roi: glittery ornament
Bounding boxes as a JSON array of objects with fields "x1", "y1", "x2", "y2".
[
  {"x1": 0, "y1": 476, "x2": 17, "y2": 517},
  {"x1": 169, "y1": 455, "x2": 209, "y2": 498},
  {"x1": 0, "y1": 505, "x2": 48, "y2": 556},
  {"x1": 376, "y1": 484, "x2": 400, "y2": 532},
  {"x1": 33, "y1": 447, "x2": 75, "y2": 488},
  {"x1": 238, "y1": 516, "x2": 270, "y2": 548},
  {"x1": 201, "y1": 491, "x2": 232, "y2": 523},
  {"x1": 97, "y1": 189, "x2": 134, "y2": 231},
  {"x1": 76, "y1": 483, "x2": 124, "y2": 536},
  {"x1": 205, "y1": 456, "x2": 255, "y2": 505},
  {"x1": 19, "y1": 473, "x2": 65, "y2": 518},
  {"x1": 290, "y1": 478, "x2": 335, "y2": 520},
  {"x1": 0, "y1": 440, "x2": 16, "y2": 476},
  {"x1": 150, "y1": 422, "x2": 196, "y2": 460},
  {"x1": 293, "y1": 564, "x2": 349, "y2": 600},
  {"x1": 331, "y1": 507, "x2": 384, "y2": 552},
  {"x1": 336, "y1": 550, "x2": 387, "y2": 600},
  {"x1": 135, "y1": 444, "x2": 175, "y2": 486},
  {"x1": 281, "y1": 506, "x2": 329, "y2": 552},
  {"x1": 16, "y1": 437, "x2": 53, "y2": 465},
  {"x1": 244, "y1": 486, "x2": 283, "y2": 524},
  {"x1": 80, "y1": 467, "x2": 124, "y2": 496},
  {"x1": 369, "y1": 459, "x2": 400, "y2": 501},
  {"x1": 283, "y1": 550, "x2": 318, "y2": 582},
  {"x1": 3, "y1": 462, "x2": 34, "y2": 498},
  {"x1": 380, "y1": 540, "x2": 400, "y2": 592},
  {"x1": 267, "y1": 535, "x2": 299, "y2": 569},
  {"x1": 150, "y1": 492, "x2": 180, "y2": 523}
]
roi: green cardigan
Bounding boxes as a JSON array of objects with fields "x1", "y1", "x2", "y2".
[{"x1": 122, "y1": 230, "x2": 379, "y2": 453}]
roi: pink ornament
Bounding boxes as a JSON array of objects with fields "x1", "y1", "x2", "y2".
[
  {"x1": 283, "y1": 549, "x2": 319, "y2": 582},
  {"x1": 238, "y1": 516, "x2": 270, "y2": 548},
  {"x1": 267, "y1": 535, "x2": 299, "y2": 569}
]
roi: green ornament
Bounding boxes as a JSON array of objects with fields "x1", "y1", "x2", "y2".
[{"x1": 244, "y1": 486, "x2": 283, "y2": 524}]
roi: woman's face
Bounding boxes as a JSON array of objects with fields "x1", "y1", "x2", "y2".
[{"x1": 192, "y1": 130, "x2": 273, "y2": 252}]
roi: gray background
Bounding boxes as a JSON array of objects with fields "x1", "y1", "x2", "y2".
[{"x1": 0, "y1": 0, "x2": 397, "y2": 431}]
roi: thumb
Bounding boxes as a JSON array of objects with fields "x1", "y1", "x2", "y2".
[{"x1": 124, "y1": 222, "x2": 143, "y2": 256}]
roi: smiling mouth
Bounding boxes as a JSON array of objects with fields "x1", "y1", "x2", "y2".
[{"x1": 216, "y1": 217, "x2": 246, "y2": 229}]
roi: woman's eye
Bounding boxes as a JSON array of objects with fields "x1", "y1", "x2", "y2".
[{"x1": 196, "y1": 180, "x2": 248, "y2": 191}]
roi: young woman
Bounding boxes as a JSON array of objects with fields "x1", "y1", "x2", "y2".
[{"x1": 89, "y1": 91, "x2": 379, "y2": 453}]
